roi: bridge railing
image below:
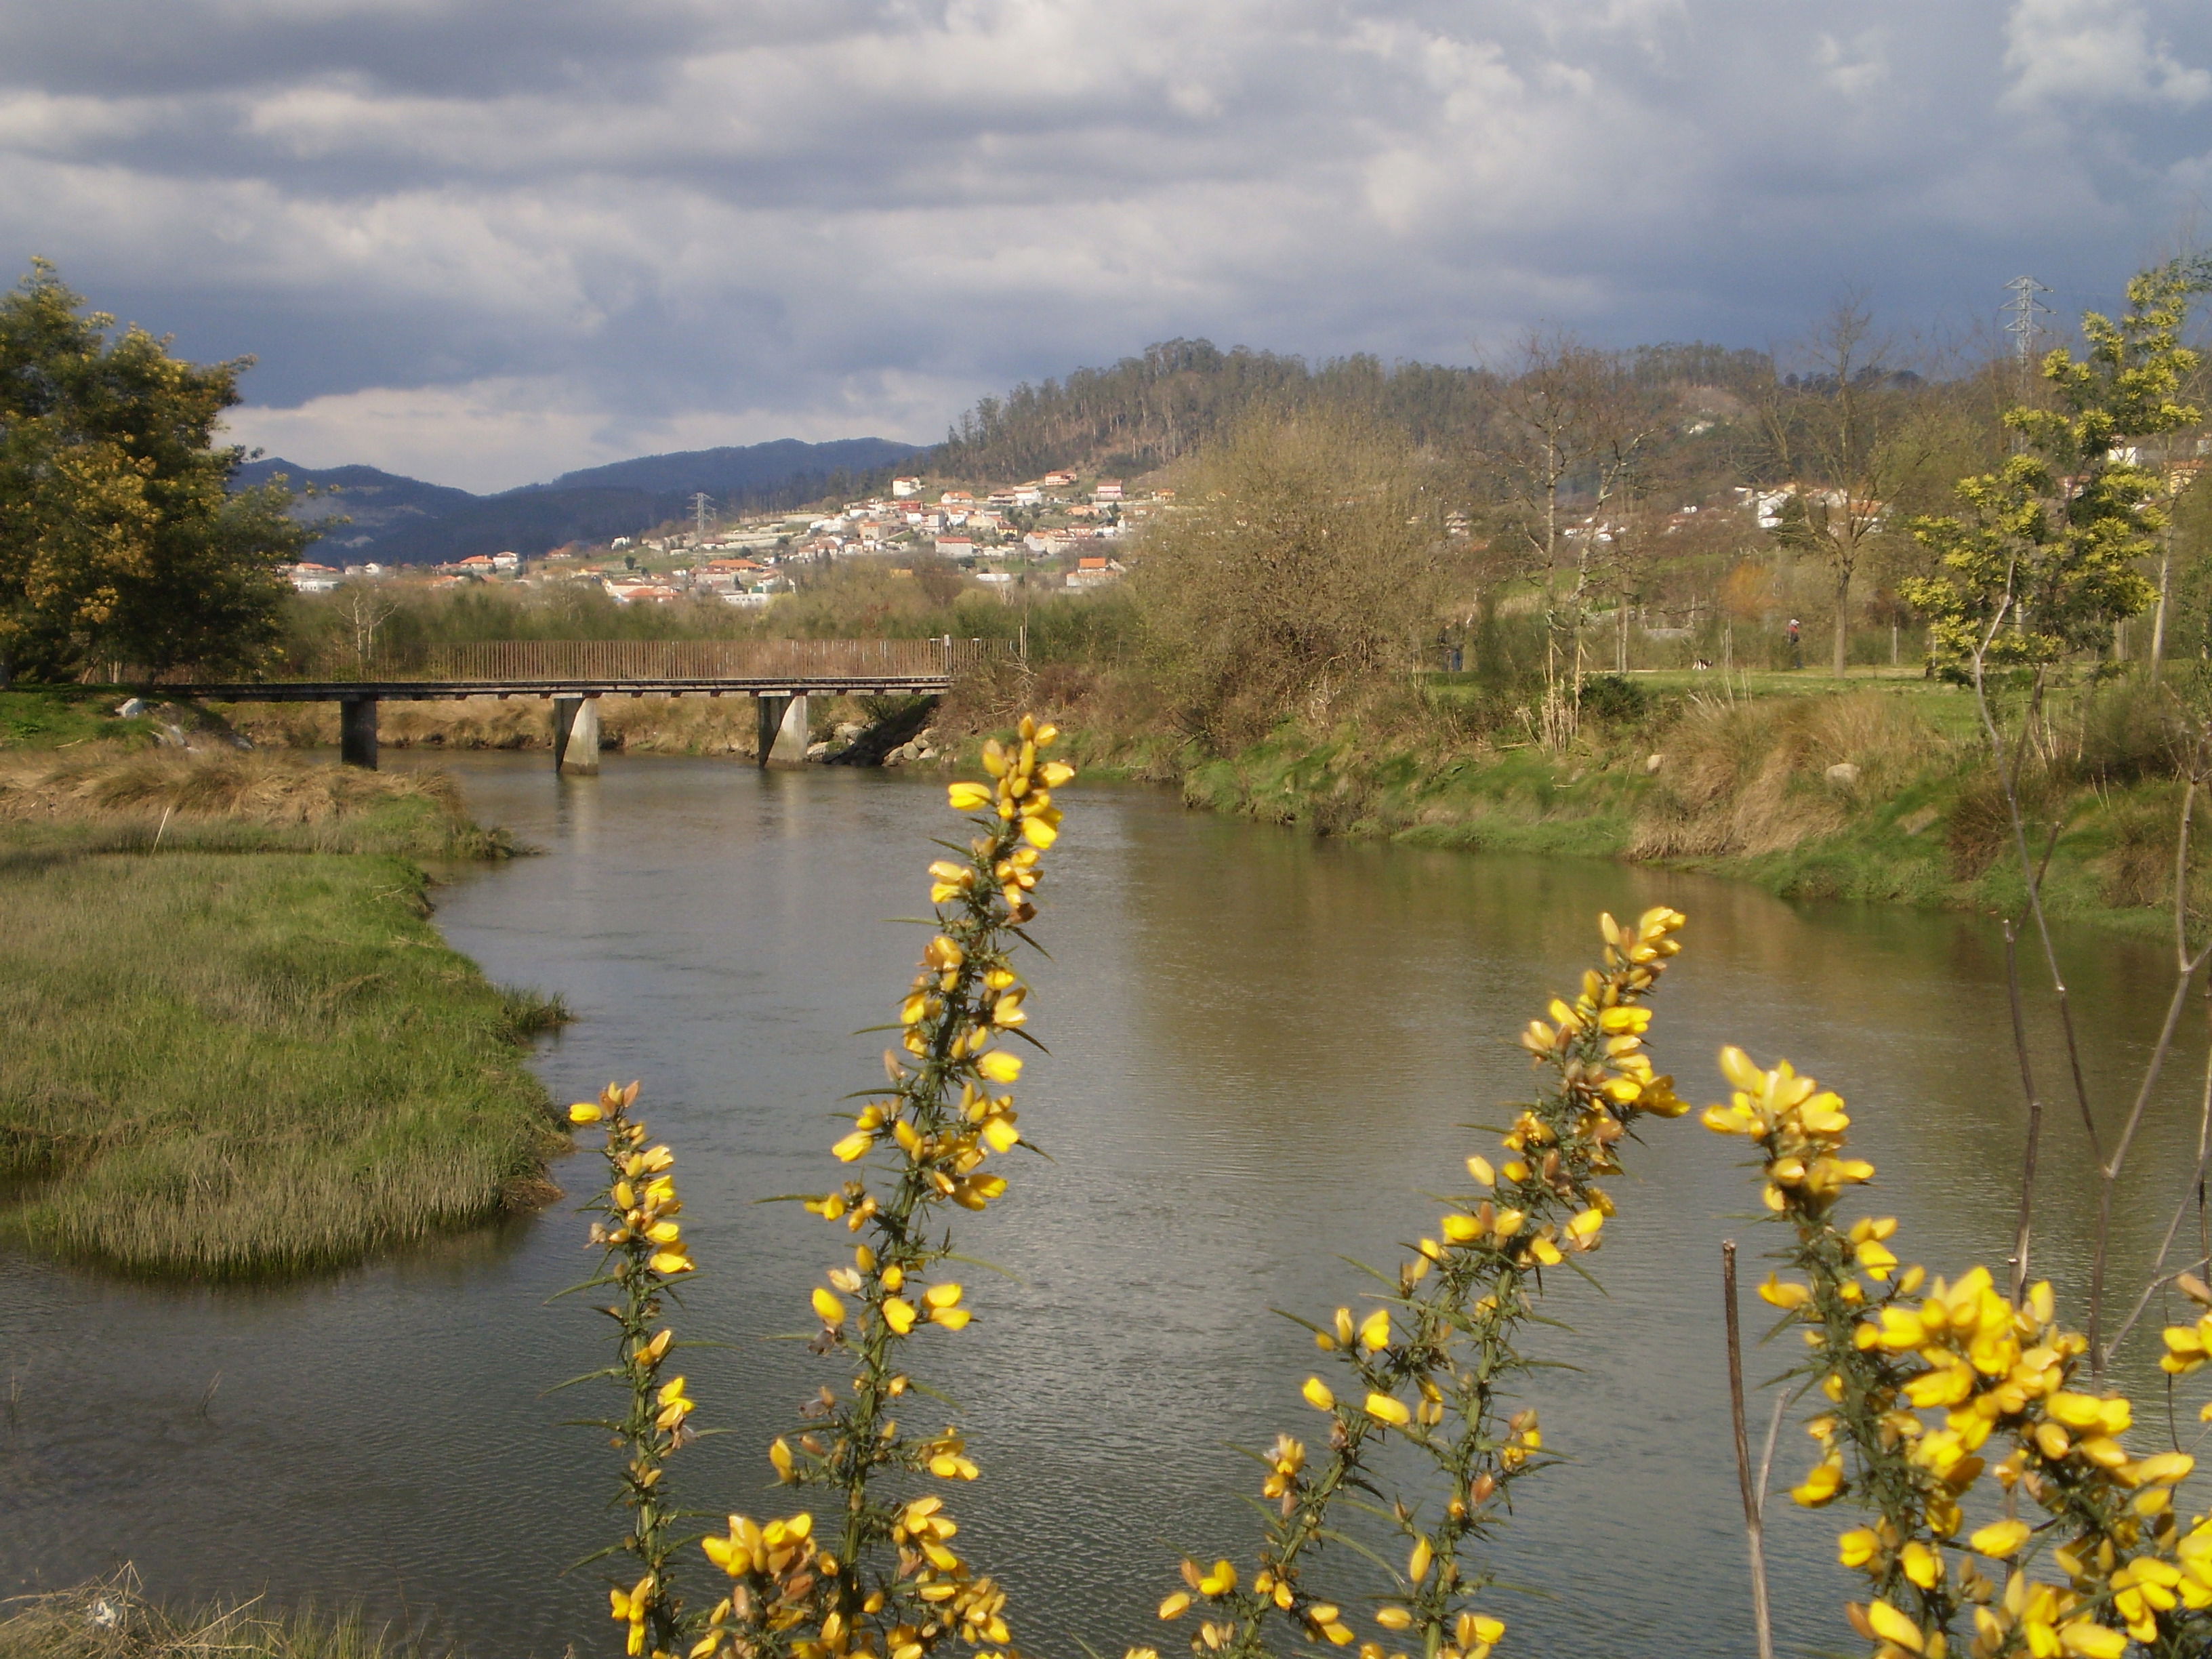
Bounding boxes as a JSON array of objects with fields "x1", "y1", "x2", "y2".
[
  {"x1": 112, "y1": 637, "x2": 1024, "y2": 688},
  {"x1": 426, "y1": 638, "x2": 983, "y2": 682}
]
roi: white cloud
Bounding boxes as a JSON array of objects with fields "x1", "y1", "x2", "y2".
[
  {"x1": 3, "y1": 0, "x2": 2207, "y2": 489},
  {"x1": 2003, "y1": 0, "x2": 2212, "y2": 108},
  {"x1": 222, "y1": 377, "x2": 607, "y2": 491},
  {"x1": 1817, "y1": 30, "x2": 1890, "y2": 98},
  {"x1": 221, "y1": 368, "x2": 965, "y2": 493}
]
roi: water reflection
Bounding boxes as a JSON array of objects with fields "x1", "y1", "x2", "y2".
[{"x1": 3, "y1": 756, "x2": 2205, "y2": 1659}]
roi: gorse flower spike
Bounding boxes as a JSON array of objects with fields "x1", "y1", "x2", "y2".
[
  {"x1": 1154, "y1": 905, "x2": 1689, "y2": 1659},
  {"x1": 689, "y1": 716, "x2": 1073, "y2": 1659},
  {"x1": 1706, "y1": 1047, "x2": 2212, "y2": 1659},
  {"x1": 574, "y1": 1080, "x2": 697, "y2": 1659}
]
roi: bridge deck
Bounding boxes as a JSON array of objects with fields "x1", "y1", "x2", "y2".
[
  {"x1": 188, "y1": 675, "x2": 952, "y2": 701},
  {"x1": 167, "y1": 638, "x2": 1010, "y2": 703}
]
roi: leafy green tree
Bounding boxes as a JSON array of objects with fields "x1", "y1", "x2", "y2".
[
  {"x1": 0, "y1": 260, "x2": 308, "y2": 685},
  {"x1": 1901, "y1": 258, "x2": 2210, "y2": 678}
]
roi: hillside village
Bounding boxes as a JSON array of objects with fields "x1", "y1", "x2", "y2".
[{"x1": 288, "y1": 470, "x2": 1162, "y2": 604}]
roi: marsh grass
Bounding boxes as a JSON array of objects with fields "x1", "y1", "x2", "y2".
[
  {"x1": 0, "y1": 689, "x2": 160, "y2": 752},
  {"x1": 1628, "y1": 692, "x2": 1942, "y2": 860},
  {"x1": 0, "y1": 752, "x2": 563, "y2": 1277},
  {"x1": 0, "y1": 1572, "x2": 450, "y2": 1659},
  {"x1": 1147, "y1": 679, "x2": 2212, "y2": 933},
  {"x1": 0, "y1": 750, "x2": 518, "y2": 859}
]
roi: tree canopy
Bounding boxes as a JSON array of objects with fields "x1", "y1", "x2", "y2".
[
  {"x1": 0, "y1": 260, "x2": 308, "y2": 684},
  {"x1": 1902, "y1": 258, "x2": 2211, "y2": 676}
]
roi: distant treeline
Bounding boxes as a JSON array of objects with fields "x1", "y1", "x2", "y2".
[{"x1": 927, "y1": 337, "x2": 1776, "y2": 483}]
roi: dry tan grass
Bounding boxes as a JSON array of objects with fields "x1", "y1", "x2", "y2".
[
  {"x1": 1631, "y1": 692, "x2": 1948, "y2": 859},
  {"x1": 0, "y1": 750, "x2": 458, "y2": 827},
  {"x1": 0, "y1": 1570, "x2": 443, "y2": 1659}
]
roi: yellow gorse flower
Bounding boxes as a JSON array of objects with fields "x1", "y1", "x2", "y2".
[
  {"x1": 703, "y1": 716, "x2": 1075, "y2": 1659},
  {"x1": 575, "y1": 1080, "x2": 702, "y2": 1659},
  {"x1": 1705, "y1": 1045, "x2": 2212, "y2": 1659},
  {"x1": 1167, "y1": 907, "x2": 1687, "y2": 1659}
]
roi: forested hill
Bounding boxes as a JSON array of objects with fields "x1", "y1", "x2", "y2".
[
  {"x1": 541, "y1": 436, "x2": 920, "y2": 496},
  {"x1": 928, "y1": 338, "x2": 1774, "y2": 483}
]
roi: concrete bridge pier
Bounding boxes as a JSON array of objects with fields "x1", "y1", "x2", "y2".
[
  {"x1": 339, "y1": 695, "x2": 379, "y2": 769},
  {"x1": 756, "y1": 692, "x2": 811, "y2": 767},
  {"x1": 552, "y1": 693, "x2": 602, "y2": 776}
]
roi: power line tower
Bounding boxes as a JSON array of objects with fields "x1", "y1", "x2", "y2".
[
  {"x1": 2001, "y1": 275, "x2": 2053, "y2": 384},
  {"x1": 690, "y1": 492, "x2": 715, "y2": 541}
]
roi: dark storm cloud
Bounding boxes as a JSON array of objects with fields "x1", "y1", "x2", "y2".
[{"x1": 2, "y1": 0, "x2": 2206, "y2": 487}]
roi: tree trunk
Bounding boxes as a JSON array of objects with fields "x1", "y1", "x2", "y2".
[
  {"x1": 1832, "y1": 567, "x2": 1850, "y2": 678},
  {"x1": 2152, "y1": 524, "x2": 2173, "y2": 685}
]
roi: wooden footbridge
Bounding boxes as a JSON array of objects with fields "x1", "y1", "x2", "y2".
[{"x1": 170, "y1": 638, "x2": 1018, "y2": 772}]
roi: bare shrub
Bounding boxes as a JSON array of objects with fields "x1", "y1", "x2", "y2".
[
  {"x1": 1128, "y1": 408, "x2": 1441, "y2": 751},
  {"x1": 1942, "y1": 769, "x2": 2019, "y2": 879},
  {"x1": 2064, "y1": 677, "x2": 2189, "y2": 784}
]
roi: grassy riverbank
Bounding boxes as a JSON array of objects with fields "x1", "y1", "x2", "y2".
[
  {"x1": 1049, "y1": 671, "x2": 2211, "y2": 938},
  {"x1": 0, "y1": 696, "x2": 565, "y2": 1277}
]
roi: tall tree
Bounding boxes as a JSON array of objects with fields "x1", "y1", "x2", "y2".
[
  {"x1": 1478, "y1": 336, "x2": 1664, "y2": 745},
  {"x1": 0, "y1": 260, "x2": 308, "y2": 685},
  {"x1": 1902, "y1": 258, "x2": 2210, "y2": 678},
  {"x1": 1755, "y1": 298, "x2": 1948, "y2": 678}
]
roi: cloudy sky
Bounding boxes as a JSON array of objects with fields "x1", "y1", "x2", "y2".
[{"x1": 4, "y1": 0, "x2": 2209, "y2": 492}]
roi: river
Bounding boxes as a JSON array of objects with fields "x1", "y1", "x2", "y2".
[{"x1": 3, "y1": 754, "x2": 2206, "y2": 1658}]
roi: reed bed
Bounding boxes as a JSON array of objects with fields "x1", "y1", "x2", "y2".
[
  {"x1": 0, "y1": 754, "x2": 564, "y2": 1277},
  {"x1": 0, "y1": 1570, "x2": 447, "y2": 1659},
  {"x1": 0, "y1": 751, "x2": 515, "y2": 860}
]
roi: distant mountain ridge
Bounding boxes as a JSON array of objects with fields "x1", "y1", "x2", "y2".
[
  {"x1": 240, "y1": 436, "x2": 922, "y2": 566},
  {"x1": 540, "y1": 438, "x2": 918, "y2": 497}
]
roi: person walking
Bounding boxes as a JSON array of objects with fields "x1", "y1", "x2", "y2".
[{"x1": 1788, "y1": 617, "x2": 1802, "y2": 669}]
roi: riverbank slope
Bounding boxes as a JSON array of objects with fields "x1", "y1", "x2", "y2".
[{"x1": 1046, "y1": 672, "x2": 2205, "y2": 939}]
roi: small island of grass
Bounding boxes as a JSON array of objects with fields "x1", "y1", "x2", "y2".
[{"x1": 0, "y1": 690, "x2": 567, "y2": 1278}]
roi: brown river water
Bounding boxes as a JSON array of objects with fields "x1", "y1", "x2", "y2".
[{"x1": 3, "y1": 754, "x2": 2207, "y2": 1658}]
